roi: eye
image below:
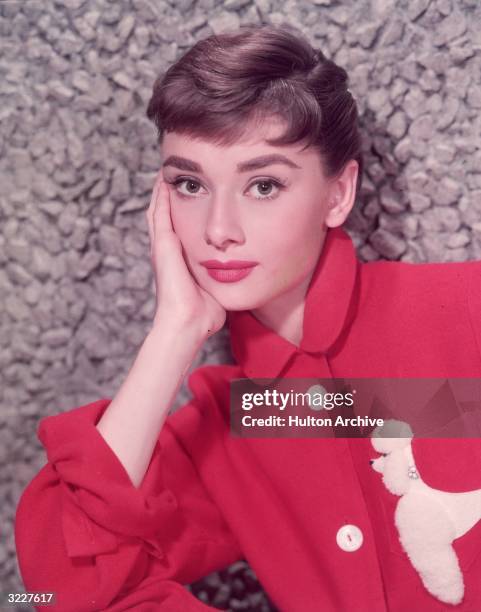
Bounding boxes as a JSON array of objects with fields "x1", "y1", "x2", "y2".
[
  {"x1": 170, "y1": 177, "x2": 204, "y2": 197},
  {"x1": 166, "y1": 176, "x2": 287, "y2": 201},
  {"x1": 248, "y1": 178, "x2": 285, "y2": 201}
]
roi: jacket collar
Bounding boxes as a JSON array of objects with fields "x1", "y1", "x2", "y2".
[{"x1": 227, "y1": 226, "x2": 360, "y2": 379}]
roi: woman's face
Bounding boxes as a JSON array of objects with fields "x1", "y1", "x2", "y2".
[{"x1": 161, "y1": 118, "x2": 355, "y2": 312}]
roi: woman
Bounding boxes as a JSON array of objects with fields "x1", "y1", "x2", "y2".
[{"x1": 15, "y1": 23, "x2": 481, "y2": 612}]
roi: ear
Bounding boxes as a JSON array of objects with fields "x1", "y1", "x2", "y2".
[
  {"x1": 324, "y1": 160, "x2": 359, "y2": 228},
  {"x1": 383, "y1": 451, "x2": 413, "y2": 496}
]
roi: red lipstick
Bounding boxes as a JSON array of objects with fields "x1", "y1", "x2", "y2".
[{"x1": 200, "y1": 260, "x2": 259, "y2": 283}]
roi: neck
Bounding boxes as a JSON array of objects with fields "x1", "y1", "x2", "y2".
[{"x1": 250, "y1": 271, "x2": 314, "y2": 348}]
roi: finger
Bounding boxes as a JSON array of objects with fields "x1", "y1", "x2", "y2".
[
  {"x1": 145, "y1": 171, "x2": 162, "y2": 249},
  {"x1": 152, "y1": 171, "x2": 176, "y2": 238}
]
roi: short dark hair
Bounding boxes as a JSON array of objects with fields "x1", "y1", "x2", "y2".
[{"x1": 146, "y1": 23, "x2": 363, "y2": 196}]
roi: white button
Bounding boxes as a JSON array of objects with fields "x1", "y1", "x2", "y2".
[
  {"x1": 306, "y1": 384, "x2": 327, "y2": 411},
  {"x1": 336, "y1": 524, "x2": 363, "y2": 552}
]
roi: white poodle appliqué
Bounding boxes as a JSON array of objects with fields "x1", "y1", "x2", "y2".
[{"x1": 370, "y1": 420, "x2": 481, "y2": 605}]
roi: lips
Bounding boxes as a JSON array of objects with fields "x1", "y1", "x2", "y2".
[
  {"x1": 200, "y1": 260, "x2": 259, "y2": 283},
  {"x1": 200, "y1": 260, "x2": 259, "y2": 270}
]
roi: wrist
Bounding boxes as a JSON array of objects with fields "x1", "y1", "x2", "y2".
[{"x1": 150, "y1": 312, "x2": 208, "y2": 345}]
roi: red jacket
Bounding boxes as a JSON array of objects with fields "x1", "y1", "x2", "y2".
[{"x1": 15, "y1": 226, "x2": 481, "y2": 611}]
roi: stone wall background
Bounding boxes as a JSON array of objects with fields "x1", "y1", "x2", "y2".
[{"x1": 1, "y1": 0, "x2": 480, "y2": 609}]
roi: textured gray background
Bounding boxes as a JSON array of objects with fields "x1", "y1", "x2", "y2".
[{"x1": 1, "y1": 0, "x2": 480, "y2": 609}]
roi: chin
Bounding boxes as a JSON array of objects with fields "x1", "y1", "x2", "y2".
[
  {"x1": 208, "y1": 293, "x2": 261, "y2": 312},
  {"x1": 201, "y1": 283, "x2": 270, "y2": 312}
]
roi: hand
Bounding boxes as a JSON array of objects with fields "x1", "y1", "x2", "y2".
[{"x1": 145, "y1": 168, "x2": 227, "y2": 338}]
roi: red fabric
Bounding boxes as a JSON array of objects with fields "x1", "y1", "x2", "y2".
[{"x1": 15, "y1": 226, "x2": 481, "y2": 611}]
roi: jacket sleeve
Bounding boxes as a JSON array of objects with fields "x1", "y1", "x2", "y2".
[{"x1": 14, "y1": 396, "x2": 244, "y2": 612}]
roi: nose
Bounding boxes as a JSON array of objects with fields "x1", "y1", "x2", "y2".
[
  {"x1": 369, "y1": 460, "x2": 374, "y2": 465},
  {"x1": 204, "y1": 197, "x2": 244, "y2": 250}
]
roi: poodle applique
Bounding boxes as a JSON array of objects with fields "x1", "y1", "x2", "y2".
[{"x1": 370, "y1": 420, "x2": 481, "y2": 606}]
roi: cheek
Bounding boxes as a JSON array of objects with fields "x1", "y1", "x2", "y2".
[
  {"x1": 170, "y1": 206, "x2": 200, "y2": 250},
  {"x1": 263, "y1": 209, "x2": 324, "y2": 265},
  {"x1": 278, "y1": 200, "x2": 324, "y2": 240}
]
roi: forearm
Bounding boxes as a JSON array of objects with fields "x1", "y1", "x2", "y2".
[{"x1": 96, "y1": 318, "x2": 205, "y2": 488}]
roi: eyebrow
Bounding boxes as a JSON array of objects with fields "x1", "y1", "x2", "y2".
[{"x1": 162, "y1": 153, "x2": 301, "y2": 173}]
